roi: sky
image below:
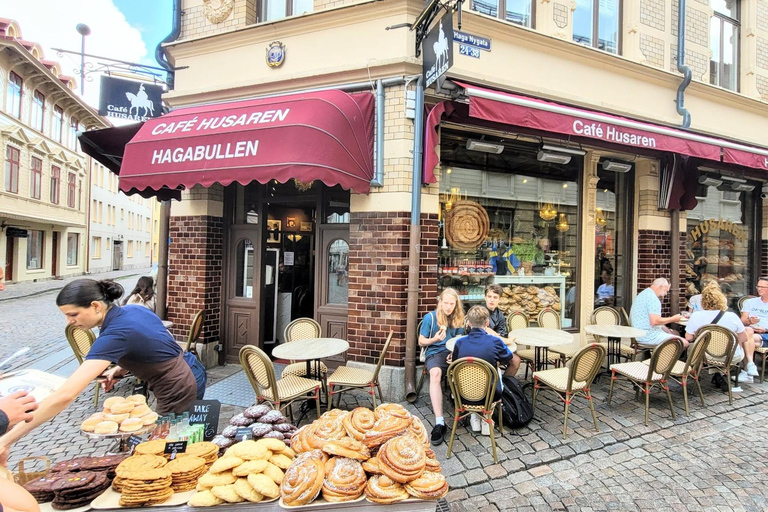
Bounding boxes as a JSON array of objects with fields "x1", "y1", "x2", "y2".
[{"x1": 2, "y1": 0, "x2": 173, "y2": 110}]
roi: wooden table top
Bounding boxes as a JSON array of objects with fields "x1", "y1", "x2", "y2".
[
  {"x1": 584, "y1": 324, "x2": 646, "y2": 339},
  {"x1": 445, "y1": 335, "x2": 518, "y2": 353},
  {"x1": 511, "y1": 328, "x2": 572, "y2": 348},
  {"x1": 271, "y1": 338, "x2": 349, "y2": 361}
]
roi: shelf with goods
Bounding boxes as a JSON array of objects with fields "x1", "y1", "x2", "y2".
[
  {"x1": 438, "y1": 247, "x2": 495, "y2": 304},
  {"x1": 685, "y1": 238, "x2": 748, "y2": 298},
  {"x1": 492, "y1": 275, "x2": 567, "y2": 325}
]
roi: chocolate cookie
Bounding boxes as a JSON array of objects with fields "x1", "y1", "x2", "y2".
[
  {"x1": 243, "y1": 404, "x2": 272, "y2": 419},
  {"x1": 24, "y1": 473, "x2": 70, "y2": 503},
  {"x1": 221, "y1": 425, "x2": 239, "y2": 438},
  {"x1": 272, "y1": 422, "x2": 294, "y2": 433},
  {"x1": 212, "y1": 435, "x2": 235, "y2": 450},
  {"x1": 259, "y1": 410, "x2": 284, "y2": 424},
  {"x1": 50, "y1": 472, "x2": 97, "y2": 491},
  {"x1": 229, "y1": 413, "x2": 254, "y2": 426},
  {"x1": 249, "y1": 422, "x2": 273, "y2": 437},
  {"x1": 50, "y1": 457, "x2": 91, "y2": 473},
  {"x1": 262, "y1": 430, "x2": 285, "y2": 440}
]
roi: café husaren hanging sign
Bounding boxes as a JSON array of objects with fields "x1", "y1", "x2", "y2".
[
  {"x1": 423, "y1": 11, "x2": 454, "y2": 89},
  {"x1": 98, "y1": 75, "x2": 164, "y2": 122}
]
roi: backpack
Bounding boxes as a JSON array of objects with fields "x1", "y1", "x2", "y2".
[{"x1": 500, "y1": 375, "x2": 534, "y2": 428}]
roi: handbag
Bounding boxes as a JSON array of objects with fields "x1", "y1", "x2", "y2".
[{"x1": 419, "y1": 313, "x2": 435, "y2": 363}]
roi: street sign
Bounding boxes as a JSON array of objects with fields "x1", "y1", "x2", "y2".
[
  {"x1": 423, "y1": 11, "x2": 453, "y2": 89},
  {"x1": 99, "y1": 75, "x2": 163, "y2": 122}
]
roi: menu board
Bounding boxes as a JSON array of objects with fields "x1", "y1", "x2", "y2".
[{"x1": 0, "y1": 369, "x2": 67, "y2": 401}]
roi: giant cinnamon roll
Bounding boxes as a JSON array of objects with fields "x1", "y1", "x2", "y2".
[
  {"x1": 377, "y1": 435, "x2": 426, "y2": 483},
  {"x1": 404, "y1": 471, "x2": 449, "y2": 500},
  {"x1": 408, "y1": 416, "x2": 430, "y2": 446},
  {"x1": 362, "y1": 415, "x2": 411, "y2": 449},
  {"x1": 321, "y1": 457, "x2": 367, "y2": 502},
  {"x1": 365, "y1": 474, "x2": 410, "y2": 504},
  {"x1": 279, "y1": 456, "x2": 324, "y2": 507},
  {"x1": 342, "y1": 407, "x2": 376, "y2": 441}
]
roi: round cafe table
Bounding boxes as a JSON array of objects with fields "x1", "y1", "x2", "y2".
[
  {"x1": 445, "y1": 335, "x2": 518, "y2": 354},
  {"x1": 272, "y1": 338, "x2": 349, "y2": 382},
  {"x1": 584, "y1": 324, "x2": 646, "y2": 369},
  {"x1": 512, "y1": 328, "x2": 572, "y2": 372}
]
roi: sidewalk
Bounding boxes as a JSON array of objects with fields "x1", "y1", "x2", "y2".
[{"x1": 0, "y1": 267, "x2": 153, "y2": 302}]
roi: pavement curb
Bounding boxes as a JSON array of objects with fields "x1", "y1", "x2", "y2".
[{"x1": 0, "y1": 271, "x2": 145, "y2": 302}]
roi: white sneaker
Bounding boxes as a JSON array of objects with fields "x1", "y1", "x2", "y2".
[
  {"x1": 747, "y1": 362, "x2": 760, "y2": 377},
  {"x1": 738, "y1": 370, "x2": 750, "y2": 381},
  {"x1": 481, "y1": 418, "x2": 492, "y2": 436},
  {"x1": 731, "y1": 386, "x2": 743, "y2": 393},
  {"x1": 469, "y1": 413, "x2": 482, "y2": 432}
]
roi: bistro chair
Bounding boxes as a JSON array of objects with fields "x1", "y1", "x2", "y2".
[
  {"x1": 699, "y1": 324, "x2": 740, "y2": 405},
  {"x1": 445, "y1": 357, "x2": 503, "y2": 463},
  {"x1": 513, "y1": 310, "x2": 558, "y2": 378},
  {"x1": 185, "y1": 309, "x2": 205, "y2": 358},
  {"x1": 540, "y1": 308, "x2": 575, "y2": 366},
  {"x1": 239, "y1": 344, "x2": 321, "y2": 424},
  {"x1": 619, "y1": 307, "x2": 631, "y2": 327},
  {"x1": 591, "y1": 306, "x2": 640, "y2": 362},
  {"x1": 327, "y1": 331, "x2": 393, "y2": 410},
  {"x1": 532, "y1": 343, "x2": 606, "y2": 438},
  {"x1": 280, "y1": 318, "x2": 326, "y2": 383},
  {"x1": 65, "y1": 325, "x2": 101, "y2": 407},
  {"x1": 607, "y1": 337, "x2": 683, "y2": 426},
  {"x1": 642, "y1": 331, "x2": 711, "y2": 416},
  {"x1": 737, "y1": 295, "x2": 756, "y2": 312}
]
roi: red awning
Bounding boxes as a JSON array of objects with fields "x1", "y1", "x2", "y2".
[
  {"x1": 119, "y1": 90, "x2": 374, "y2": 195},
  {"x1": 424, "y1": 81, "x2": 768, "y2": 183}
]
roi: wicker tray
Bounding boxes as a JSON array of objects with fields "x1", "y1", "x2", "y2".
[{"x1": 445, "y1": 200, "x2": 489, "y2": 250}]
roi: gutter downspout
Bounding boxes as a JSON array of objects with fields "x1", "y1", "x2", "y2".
[
  {"x1": 405, "y1": 76, "x2": 424, "y2": 402},
  {"x1": 676, "y1": 0, "x2": 692, "y2": 129},
  {"x1": 370, "y1": 80, "x2": 385, "y2": 187},
  {"x1": 156, "y1": 200, "x2": 171, "y2": 321},
  {"x1": 155, "y1": 0, "x2": 182, "y2": 89}
]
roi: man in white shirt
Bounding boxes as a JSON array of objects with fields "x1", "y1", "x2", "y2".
[
  {"x1": 630, "y1": 278, "x2": 685, "y2": 347},
  {"x1": 596, "y1": 270, "x2": 615, "y2": 306},
  {"x1": 740, "y1": 278, "x2": 768, "y2": 377}
]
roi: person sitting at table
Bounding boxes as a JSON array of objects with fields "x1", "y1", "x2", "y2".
[
  {"x1": 419, "y1": 287, "x2": 465, "y2": 446},
  {"x1": 687, "y1": 286, "x2": 758, "y2": 380},
  {"x1": 596, "y1": 270, "x2": 615, "y2": 306},
  {"x1": 123, "y1": 276, "x2": 156, "y2": 312},
  {"x1": 482, "y1": 284, "x2": 521, "y2": 375},
  {"x1": 739, "y1": 277, "x2": 768, "y2": 377},
  {"x1": 630, "y1": 278, "x2": 687, "y2": 348},
  {"x1": 452, "y1": 306, "x2": 517, "y2": 435},
  {"x1": 688, "y1": 280, "x2": 719, "y2": 313}
]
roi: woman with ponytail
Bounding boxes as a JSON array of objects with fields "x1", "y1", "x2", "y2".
[{"x1": 0, "y1": 279, "x2": 206, "y2": 462}]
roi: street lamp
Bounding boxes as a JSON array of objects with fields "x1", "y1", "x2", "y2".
[{"x1": 76, "y1": 23, "x2": 90, "y2": 96}]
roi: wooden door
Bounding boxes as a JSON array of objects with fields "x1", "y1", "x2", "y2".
[
  {"x1": 224, "y1": 226, "x2": 261, "y2": 362},
  {"x1": 5, "y1": 237, "x2": 14, "y2": 282},
  {"x1": 113, "y1": 242, "x2": 123, "y2": 270},
  {"x1": 51, "y1": 232, "x2": 59, "y2": 277},
  {"x1": 315, "y1": 225, "x2": 349, "y2": 364}
]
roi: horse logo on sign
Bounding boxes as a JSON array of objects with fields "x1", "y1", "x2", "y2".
[
  {"x1": 433, "y1": 22, "x2": 449, "y2": 71},
  {"x1": 125, "y1": 84, "x2": 155, "y2": 118}
]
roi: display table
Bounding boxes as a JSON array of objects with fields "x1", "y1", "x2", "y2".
[
  {"x1": 272, "y1": 338, "x2": 349, "y2": 381},
  {"x1": 85, "y1": 499, "x2": 440, "y2": 511},
  {"x1": 584, "y1": 324, "x2": 646, "y2": 369},
  {"x1": 512, "y1": 328, "x2": 572, "y2": 372}
]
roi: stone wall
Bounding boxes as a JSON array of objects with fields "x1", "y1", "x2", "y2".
[{"x1": 180, "y1": 0, "x2": 255, "y2": 40}]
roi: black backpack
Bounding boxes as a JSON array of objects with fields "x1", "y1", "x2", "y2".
[{"x1": 500, "y1": 375, "x2": 534, "y2": 428}]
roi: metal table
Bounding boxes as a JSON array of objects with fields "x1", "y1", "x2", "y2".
[
  {"x1": 445, "y1": 335, "x2": 518, "y2": 354},
  {"x1": 272, "y1": 337, "x2": 349, "y2": 382},
  {"x1": 513, "y1": 328, "x2": 572, "y2": 372},
  {"x1": 584, "y1": 324, "x2": 646, "y2": 369}
]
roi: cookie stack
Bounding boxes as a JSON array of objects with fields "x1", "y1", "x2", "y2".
[
  {"x1": 166, "y1": 456, "x2": 207, "y2": 492},
  {"x1": 50, "y1": 471, "x2": 110, "y2": 510},
  {"x1": 181, "y1": 441, "x2": 219, "y2": 470},
  {"x1": 23, "y1": 455, "x2": 127, "y2": 505},
  {"x1": 211, "y1": 405, "x2": 298, "y2": 453},
  {"x1": 134, "y1": 439, "x2": 171, "y2": 459},
  {"x1": 117, "y1": 467, "x2": 174, "y2": 507},
  {"x1": 188, "y1": 438, "x2": 294, "y2": 506},
  {"x1": 23, "y1": 473, "x2": 69, "y2": 503},
  {"x1": 80, "y1": 395, "x2": 157, "y2": 435},
  {"x1": 113, "y1": 454, "x2": 167, "y2": 493}
]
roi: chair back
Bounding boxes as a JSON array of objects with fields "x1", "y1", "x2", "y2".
[
  {"x1": 506, "y1": 310, "x2": 529, "y2": 333},
  {"x1": 284, "y1": 317, "x2": 321, "y2": 343},
  {"x1": 447, "y1": 357, "x2": 498, "y2": 412},
  {"x1": 683, "y1": 330, "x2": 712, "y2": 375},
  {"x1": 591, "y1": 306, "x2": 620, "y2": 326},
  {"x1": 65, "y1": 325, "x2": 96, "y2": 364},
  {"x1": 738, "y1": 295, "x2": 756, "y2": 312},
  {"x1": 568, "y1": 343, "x2": 606, "y2": 392},
  {"x1": 372, "y1": 331, "x2": 394, "y2": 382},
  {"x1": 239, "y1": 345, "x2": 280, "y2": 401},
  {"x1": 186, "y1": 310, "x2": 206, "y2": 354},
  {"x1": 619, "y1": 307, "x2": 631, "y2": 326},
  {"x1": 537, "y1": 308, "x2": 560, "y2": 329},
  {"x1": 698, "y1": 324, "x2": 737, "y2": 362},
  {"x1": 646, "y1": 337, "x2": 684, "y2": 380}
]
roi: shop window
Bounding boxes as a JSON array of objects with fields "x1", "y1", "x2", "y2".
[
  {"x1": 258, "y1": 0, "x2": 312, "y2": 23},
  {"x1": 235, "y1": 239, "x2": 255, "y2": 298},
  {"x1": 5, "y1": 145, "x2": 20, "y2": 193},
  {"x1": 52, "y1": 106, "x2": 64, "y2": 143},
  {"x1": 573, "y1": 0, "x2": 620, "y2": 54},
  {"x1": 30, "y1": 156, "x2": 42, "y2": 199},
  {"x1": 50, "y1": 165, "x2": 60, "y2": 204},
  {"x1": 685, "y1": 175, "x2": 756, "y2": 309},
  {"x1": 327, "y1": 239, "x2": 349, "y2": 304},
  {"x1": 31, "y1": 90, "x2": 44, "y2": 132},
  {"x1": 710, "y1": 0, "x2": 740, "y2": 91},
  {"x1": 92, "y1": 236, "x2": 102, "y2": 259},
  {"x1": 470, "y1": 0, "x2": 533, "y2": 27},
  {"x1": 67, "y1": 233, "x2": 79, "y2": 265},
  {"x1": 67, "y1": 173, "x2": 76, "y2": 208},
  {"x1": 27, "y1": 230, "x2": 44, "y2": 270},
  {"x1": 6, "y1": 72, "x2": 22, "y2": 119}
]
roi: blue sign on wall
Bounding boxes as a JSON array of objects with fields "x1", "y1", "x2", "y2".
[
  {"x1": 453, "y1": 31, "x2": 492, "y2": 51},
  {"x1": 459, "y1": 44, "x2": 481, "y2": 59}
]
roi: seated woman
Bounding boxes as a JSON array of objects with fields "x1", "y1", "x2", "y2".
[{"x1": 123, "y1": 276, "x2": 156, "y2": 312}]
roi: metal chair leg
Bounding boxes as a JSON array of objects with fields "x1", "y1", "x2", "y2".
[
  {"x1": 370, "y1": 383, "x2": 377, "y2": 409},
  {"x1": 644, "y1": 383, "x2": 650, "y2": 426},
  {"x1": 487, "y1": 413, "x2": 498, "y2": 463},
  {"x1": 376, "y1": 383, "x2": 384, "y2": 404},
  {"x1": 327, "y1": 384, "x2": 334, "y2": 412},
  {"x1": 563, "y1": 394, "x2": 570, "y2": 439},
  {"x1": 587, "y1": 390, "x2": 599, "y2": 432},
  {"x1": 664, "y1": 381, "x2": 675, "y2": 419},
  {"x1": 314, "y1": 389, "x2": 321, "y2": 419},
  {"x1": 607, "y1": 371, "x2": 616, "y2": 404},
  {"x1": 446, "y1": 415, "x2": 459, "y2": 459},
  {"x1": 497, "y1": 405, "x2": 503, "y2": 436},
  {"x1": 93, "y1": 382, "x2": 100, "y2": 408},
  {"x1": 761, "y1": 353, "x2": 766, "y2": 384},
  {"x1": 681, "y1": 377, "x2": 689, "y2": 416},
  {"x1": 694, "y1": 375, "x2": 706, "y2": 407},
  {"x1": 726, "y1": 370, "x2": 733, "y2": 405}
]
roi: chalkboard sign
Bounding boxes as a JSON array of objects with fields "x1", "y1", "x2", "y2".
[
  {"x1": 235, "y1": 428, "x2": 253, "y2": 442},
  {"x1": 164, "y1": 441, "x2": 188, "y2": 460},
  {"x1": 126, "y1": 435, "x2": 143, "y2": 454},
  {"x1": 188, "y1": 399, "x2": 221, "y2": 441}
]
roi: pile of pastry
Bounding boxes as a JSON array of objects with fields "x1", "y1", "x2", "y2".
[
  {"x1": 498, "y1": 284, "x2": 561, "y2": 317},
  {"x1": 188, "y1": 437, "x2": 295, "y2": 506},
  {"x1": 211, "y1": 404, "x2": 298, "y2": 453},
  {"x1": 280, "y1": 404, "x2": 448, "y2": 506},
  {"x1": 80, "y1": 395, "x2": 158, "y2": 434}
]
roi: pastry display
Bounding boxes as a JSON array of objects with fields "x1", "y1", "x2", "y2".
[
  {"x1": 214, "y1": 404, "x2": 298, "y2": 457},
  {"x1": 81, "y1": 395, "x2": 155, "y2": 434},
  {"x1": 364, "y1": 474, "x2": 410, "y2": 504},
  {"x1": 25, "y1": 455, "x2": 127, "y2": 505},
  {"x1": 279, "y1": 455, "x2": 324, "y2": 506},
  {"x1": 497, "y1": 284, "x2": 561, "y2": 317},
  {"x1": 118, "y1": 467, "x2": 174, "y2": 507},
  {"x1": 321, "y1": 457, "x2": 367, "y2": 502},
  {"x1": 50, "y1": 471, "x2": 110, "y2": 510}
]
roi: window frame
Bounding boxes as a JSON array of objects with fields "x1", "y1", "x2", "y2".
[
  {"x1": 5, "y1": 145, "x2": 20, "y2": 193},
  {"x1": 6, "y1": 72, "x2": 22, "y2": 119},
  {"x1": 30, "y1": 156, "x2": 42, "y2": 199},
  {"x1": 26, "y1": 230, "x2": 44, "y2": 270},
  {"x1": 31, "y1": 90, "x2": 45, "y2": 132},
  {"x1": 67, "y1": 233, "x2": 79, "y2": 266},
  {"x1": 69, "y1": 116, "x2": 79, "y2": 150},
  {"x1": 52, "y1": 105, "x2": 64, "y2": 143},
  {"x1": 469, "y1": 0, "x2": 535, "y2": 28},
  {"x1": 50, "y1": 165, "x2": 60, "y2": 204},
  {"x1": 573, "y1": 0, "x2": 622, "y2": 55},
  {"x1": 709, "y1": 2, "x2": 740, "y2": 92},
  {"x1": 257, "y1": 0, "x2": 313, "y2": 23},
  {"x1": 67, "y1": 172, "x2": 76, "y2": 208}
]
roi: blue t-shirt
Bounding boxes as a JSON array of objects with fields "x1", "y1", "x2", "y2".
[
  {"x1": 419, "y1": 310, "x2": 463, "y2": 358},
  {"x1": 452, "y1": 328, "x2": 513, "y2": 394},
  {"x1": 630, "y1": 287, "x2": 663, "y2": 342},
  {"x1": 86, "y1": 305, "x2": 181, "y2": 364}
]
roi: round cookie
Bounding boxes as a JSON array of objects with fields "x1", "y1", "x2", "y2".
[
  {"x1": 261, "y1": 462, "x2": 284, "y2": 485},
  {"x1": 231, "y1": 460, "x2": 268, "y2": 477},
  {"x1": 188, "y1": 489, "x2": 224, "y2": 507},
  {"x1": 233, "y1": 477, "x2": 264, "y2": 502},
  {"x1": 209, "y1": 456, "x2": 244, "y2": 474},
  {"x1": 258, "y1": 410, "x2": 284, "y2": 424},
  {"x1": 211, "y1": 435, "x2": 234, "y2": 450},
  {"x1": 211, "y1": 484, "x2": 245, "y2": 503},
  {"x1": 229, "y1": 413, "x2": 253, "y2": 427},
  {"x1": 198, "y1": 471, "x2": 237, "y2": 488},
  {"x1": 221, "y1": 426, "x2": 239, "y2": 439},
  {"x1": 246, "y1": 473, "x2": 279, "y2": 499},
  {"x1": 243, "y1": 404, "x2": 271, "y2": 419},
  {"x1": 249, "y1": 423, "x2": 272, "y2": 438},
  {"x1": 262, "y1": 431, "x2": 284, "y2": 440},
  {"x1": 256, "y1": 438, "x2": 286, "y2": 452}
]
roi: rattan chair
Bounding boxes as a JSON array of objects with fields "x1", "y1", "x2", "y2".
[
  {"x1": 446, "y1": 357, "x2": 504, "y2": 463},
  {"x1": 642, "y1": 331, "x2": 711, "y2": 416},
  {"x1": 532, "y1": 343, "x2": 606, "y2": 438},
  {"x1": 591, "y1": 306, "x2": 639, "y2": 362},
  {"x1": 512, "y1": 311, "x2": 557, "y2": 378},
  {"x1": 239, "y1": 344, "x2": 321, "y2": 424},
  {"x1": 327, "y1": 331, "x2": 393, "y2": 410},
  {"x1": 699, "y1": 324, "x2": 740, "y2": 405},
  {"x1": 619, "y1": 307, "x2": 631, "y2": 326},
  {"x1": 280, "y1": 318, "x2": 327, "y2": 381},
  {"x1": 541, "y1": 308, "x2": 575, "y2": 365},
  {"x1": 737, "y1": 295, "x2": 756, "y2": 312},
  {"x1": 607, "y1": 337, "x2": 684, "y2": 426},
  {"x1": 185, "y1": 310, "x2": 205, "y2": 358},
  {"x1": 65, "y1": 325, "x2": 101, "y2": 407}
]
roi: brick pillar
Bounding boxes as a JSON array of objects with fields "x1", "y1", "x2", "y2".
[
  {"x1": 347, "y1": 212, "x2": 438, "y2": 366},
  {"x1": 762, "y1": 240, "x2": 768, "y2": 278},
  {"x1": 637, "y1": 229, "x2": 686, "y2": 315},
  {"x1": 167, "y1": 215, "x2": 223, "y2": 347}
]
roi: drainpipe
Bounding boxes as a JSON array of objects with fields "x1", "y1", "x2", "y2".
[
  {"x1": 155, "y1": 0, "x2": 182, "y2": 89},
  {"x1": 370, "y1": 80, "x2": 386, "y2": 187},
  {"x1": 405, "y1": 76, "x2": 424, "y2": 402},
  {"x1": 676, "y1": 0, "x2": 691, "y2": 129},
  {"x1": 156, "y1": 200, "x2": 171, "y2": 321}
]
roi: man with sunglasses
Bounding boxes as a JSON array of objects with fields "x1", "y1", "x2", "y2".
[{"x1": 740, "y1": 277, "x2": 768, "y2": 377}]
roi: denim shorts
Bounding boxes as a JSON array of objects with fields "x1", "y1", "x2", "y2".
[
  {"x1": 760, "y1": 334, "x2": 768, "y2": 348},
  {"x1": 425, "y1": 350, "x2": 450, "y2": 374}
]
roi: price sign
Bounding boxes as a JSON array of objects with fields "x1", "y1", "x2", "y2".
[
  {"x1": 164, "y1": 441, "x2": 188, "y2": 460},
  {"x1": 126, "y1": 435, "x2": 143, "y2": 454},
  {"x1": 188, "y1": 400, "x2": 221, "y2": 441},
  {"x1": 235, "y1": 428, "x2": 253, "y2": 442}
]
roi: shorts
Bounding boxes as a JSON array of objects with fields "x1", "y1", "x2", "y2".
[
  {"x1": 184, "y1": 351, "x2": 207, "y2": 400},
  {"x1": 425, "y1": 350, "x2": 450, "y2": 374},
  {"x1": 760, "y1": 334, "x2": 768, "y2": 348},
  {"x1": 636, "y1": 330, "x2": 674, "y2": 346}
]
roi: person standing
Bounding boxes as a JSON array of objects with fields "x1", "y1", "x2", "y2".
[{"x1": 630, "y1": 278, "x2": 686, "y2": 347}]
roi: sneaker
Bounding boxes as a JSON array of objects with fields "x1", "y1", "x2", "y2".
[
  {"x1": 738, "y1": 370, "x2": 750, "y2": 381},
  {"x1": 469, "y1": 414, "x2": 482, "y2": 432},
  {"x1": 481, "y1": 418, "x2": 492, "y2": 436},
  {"x1": 747, "y1": 362, "x2": 760, "y2": 377},
  {"x1": 430, "y1": 424, "x2": 446, "y2": 445},
  {"x1": 731, "y1": 386, "x2": 743, "y2": 393}
]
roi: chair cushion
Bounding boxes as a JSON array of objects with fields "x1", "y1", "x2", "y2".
[
  {"x1": 517, "y1": 349, "x2": 560, "y2": 364},
  {"x1": 641, "y1": 358, "x2": 686, "y2": 376},
  {"x1": 328, "y1": 366, "x2": 375, "y2": 386},
  {"x1": 610, "y1": 361, "x2": 663, "y2": 381},
  {"x1": 261, "y1": 375, "x2": 319, "y2": 401},
  {"x1": 533, "y1": 367, "x2": 586, "y2": 392},
  {"x1": 281, "y1": 362, "x2": 328, "y2": 379}
]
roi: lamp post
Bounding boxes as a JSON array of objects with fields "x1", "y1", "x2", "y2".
[{"x1": 75, "y1": 23, "x2": 90, "y2": 96}]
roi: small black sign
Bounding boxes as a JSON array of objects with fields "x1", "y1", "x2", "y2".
[
  {"x1": 188, "y1": 400, "x2": 221, "y2": 441},
  {"x1": 5, "y1": 228, "x2": 28, "y2": 238},
  {"x1": 126, "y1": 435, "x2": 143, "y2": 454},
  {"x1": 98, "y1": 75, "x2": 164, "y2": 122},
  {"x1": 164, "y1": 441, "x2": 187, "y2": 460},
  {"x1": 235, "y1": 428, "x2": 253, "y2": 442},
  {"x1": 133, "y1": 381, "x2": 148, "y2": 397},
  {"x1": 423, "y1": 11, "x2": 454, "y2": 89}
]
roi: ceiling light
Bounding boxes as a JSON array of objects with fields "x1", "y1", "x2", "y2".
[
  {"x1": 541, "y1": 143, "x2": 586, "y2": 156},
  {"x1": 601, "y1": 160, "x2": 633, "y2": 173},
  {"x1": 698, "y1": 175, "x2": 723, "y2": 187},
  {"x1": 466, "y1": 139, "x2": 504, "y2": 154},
  {"x1": 537, "y1": 151, "x2": 572, "y2": 164}
]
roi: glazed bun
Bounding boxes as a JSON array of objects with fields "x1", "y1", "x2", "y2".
[
  {"x1": 81, "y1": 417, "x2": 102, "y2": 432},
  {"x1": 119, "y1": 418, "x2": 144, "y2": 432},
  {"x1": 142, "y1": 412, "x2": 159, "y2": 426},
  {"x1": 130, "y1": 405, "x2": 152, "y2": 418},
  {"x1": 94, "y1": 421, "x2": 119, "y2": 434},
  {"x1": 110, "y1": 401, "x2": 135, "y2": 414},
  {"x1": 104, "y1": 413, "x2": 130, "y2": 423},
  {"x1": 127, "y1": 394, "x2": 147, "y2": 405},
  {"x1": 104, "y1": 397, "x2": 127, "y2": 411}
]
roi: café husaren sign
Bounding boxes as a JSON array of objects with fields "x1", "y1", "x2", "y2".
[
  {"x1": 99, "y1": 75, "x2": 164, "y2": 122},
  {"x1": 148, "y1": 108, "x2": 289, "y2": 165},
  {"x1": 572, "y1": 120, "x2": 657, "y2": 148}
]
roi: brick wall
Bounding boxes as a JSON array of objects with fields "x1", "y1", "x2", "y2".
[
  {"x1": 637, "y1": 230, "x2": 687, "y2": 315},
  {"x1": 346, "y1": 212, "x2": 438, "y2": 367},
  {"x1": 762, "y1": 240, "x2": 768, "y2": 278},
  {"x1": 167, "y1": 215, "x2": 224, "y2": 345}
]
